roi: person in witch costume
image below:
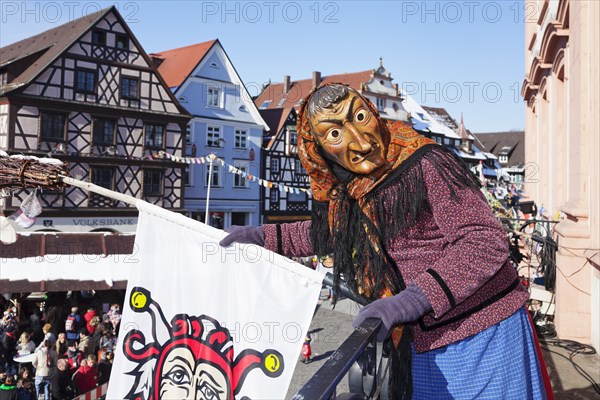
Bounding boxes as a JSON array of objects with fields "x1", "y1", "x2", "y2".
[{"x1": 220, "y1": 83, "x2": 549, "y2": 399}]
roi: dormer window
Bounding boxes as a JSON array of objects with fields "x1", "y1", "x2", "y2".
[{"x1": 499, "y1": 155, "x2": 509, "y2": 164}]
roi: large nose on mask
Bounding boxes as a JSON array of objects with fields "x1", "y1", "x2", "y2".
[{"x1": 345, "y1": 122, "x2": 372, "y2": 152}]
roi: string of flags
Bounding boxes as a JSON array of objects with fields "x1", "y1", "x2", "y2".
[{"x1": 152, "y1": 151, "x2": 312, "y2": 196}]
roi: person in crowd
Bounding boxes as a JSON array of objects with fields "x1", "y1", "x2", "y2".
[
  {"x1": 0, "y1": 365, "x2": 6, "y2": 385},
  {"x1": 220, "y1": 83, "x2": 549, "y2": 398},
  {"x1": 15, "y1": 332, "x2": 35, "y2": 357},
  {"x1": 97, "y1": 314, "x2": 113, "y2": 337},
  {"x1": 97, "y1": 351, "x2": 113, "y2": 386},
  {"x1": 98, "y1": 330, "x2": 115, "y2": 355},
  {"x1": 64, "y1": 307, "x2": 82, "y2": 342},
  {"x1": 107, "y1": 305, "x2": 121, "y2": 335},
  {"x1": 31, "y1": 340, "x2": 57, "y2": 400},
  {"x1": 35, "y1": 324, "x2": 56, "y2": 351},
  {"x1": 72, "y1": 355, "x2": 98, "y2": 395},
  {"x1": 77, "y1": 329, "x2": 93, "y2": 358},
  {"x1": 48, "y1": 358, "x2": 74, "y2": 400},
  {"x1": 53, "y1": 333, "x2": 68, "y2": 357},
  {"x1": 65, "y1": 341, "x2": 83, "y2": 371},
  {"x1": 83, "y1": 309, "x2": 97, "y2": 336},
  {"x1": 0, "y1": 374, "x2": 18, "y2": 400},
  {"x1": 0, "y1": 326, "x2": 17, "y2": 376},
  {"x1": 16, "y1": 367, "x2": 35, "y2": 400}
]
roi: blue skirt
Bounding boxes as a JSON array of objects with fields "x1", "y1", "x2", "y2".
[{"x1": 411, "y1": 307, "x2": 547, "y2": 399}]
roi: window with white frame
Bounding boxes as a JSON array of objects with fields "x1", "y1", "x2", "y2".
[
  {"x1": 207, "y1": 86, "x2": 220, "y2": 107},
  {"x1": 270, "y1": 158, "x2": 279, "y2": 173},
  {"x1": 377, "y1": 98, "x2": 385, "y2": 111},
  {"x1": 499, "y1": 155, "x2": 508, "y2": 163},
  {"x1": 295, "y1": 159, "x2": 303, "y2": 174},
  {"x1": 270, "y1": 189, "x2": 279, "y2": 203},
  {"x1": 233, "y1": 162, "x2": 249, "y2": 188},
  {"x1": 289, "y1": 130, "x2": 298, "y2": 145},
  {"x1": 144, "y1": 124, "x2": 165, "y2": 148},
  {"x1": 234, "y1": 129, "x2": 247, "y2": 148},
  {"x1": 205, "y1": 163, "x2": 221, "y2": 187},
  {"x1": 206, "y1": 126, "x2": 222, "y2": 147}
]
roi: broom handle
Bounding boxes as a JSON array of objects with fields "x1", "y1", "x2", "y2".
[{"x1": 60, "y1": 176, "x2": 139, "y2": 207}]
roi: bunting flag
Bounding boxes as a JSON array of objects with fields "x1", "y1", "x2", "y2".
[
  {"x1": 106, "y1": 203, "x2": 323, "y2": 399},
  {"x1": 155, "y1": 151, "x2": 312, "y2": 196}
]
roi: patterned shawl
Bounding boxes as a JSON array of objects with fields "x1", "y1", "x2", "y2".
[{"x1": 297, "y1": 83, "x2": 440, "y2": 300}]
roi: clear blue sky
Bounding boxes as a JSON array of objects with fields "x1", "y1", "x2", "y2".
[{"x1": 1, "y1": 1, "x2": 528, "y2": 132}]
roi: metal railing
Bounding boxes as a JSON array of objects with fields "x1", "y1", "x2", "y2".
[
  {"x1": 292, "y1": 318, "x2": 385, "y2": 400},
  {"x1": 294, "y1": 273, "x2": 392, "y2": 400}
]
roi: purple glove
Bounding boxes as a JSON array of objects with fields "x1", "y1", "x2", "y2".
[
  {"x1": 219, "y1": 225, "x2": 265, "y2": 247},
  {"x1": 352, "y1": 285, "x2": 432, "y2": 342}
]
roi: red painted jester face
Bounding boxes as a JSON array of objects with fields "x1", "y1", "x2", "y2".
[
  {"x1": 123, "y1": 287, "x2": 284, "y2": 400},
  {"x1": 158, "y1": 345, "x2": 229, "y2": 399}
]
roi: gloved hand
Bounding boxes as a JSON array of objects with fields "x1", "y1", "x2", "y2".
[
  {"x1": 219, "y1": 225, "x2": 265, "y2": 247},
  {"x1": 352, "y1": 285, "x2": 432, "y2": 342}
]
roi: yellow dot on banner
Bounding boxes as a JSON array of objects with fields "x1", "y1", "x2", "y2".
[
  {"x1": 265, "y1": 354, "x2": 280, "y2": 372},
  {"x1": 131, "y1": 291, "x2": 147, "y2": 309}
]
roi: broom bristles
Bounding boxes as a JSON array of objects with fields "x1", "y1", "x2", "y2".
[{"x1": 0, "y1": 154, "x2": 68, "y2": 191}]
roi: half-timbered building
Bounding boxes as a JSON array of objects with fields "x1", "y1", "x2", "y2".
[
  {"x1": 151, "y1": 40, "x2": 267, "y2": 227},
  {"x1": 0, "y1": 7, "x2": 191, "y2": 233},
  {"x1": 259, "y1": 107, "x2": 310, "y2": 223}
]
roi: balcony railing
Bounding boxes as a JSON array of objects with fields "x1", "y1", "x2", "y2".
[
  {"x1": 293, "y1": 272, "x2": 395, "y2": 400},
  {"x1": 292, "y1": 318, "x2": 386, "y2": 400}
]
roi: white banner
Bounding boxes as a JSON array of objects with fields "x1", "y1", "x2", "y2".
[{"x1": 106, "y1": 202, "x2": 323, "y2": 399}]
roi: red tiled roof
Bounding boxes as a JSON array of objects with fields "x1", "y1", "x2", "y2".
[
  {"x1": 254, "y1": 70, "x2": 374, "y2": 111},
  {"x1": 151, "y1": 40, "x2": 217, "y2": 89}
]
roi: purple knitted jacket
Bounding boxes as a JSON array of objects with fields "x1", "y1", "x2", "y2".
[{"x1": 264, "y1": 155, "x2": 529, "y2": 353}]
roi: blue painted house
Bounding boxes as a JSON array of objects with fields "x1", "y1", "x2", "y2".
[{"x1": 151, "y1": 40, "x2": 268, "y2": 227}]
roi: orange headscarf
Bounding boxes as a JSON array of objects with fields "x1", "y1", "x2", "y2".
[{"x1": 296, "y1": 83, "x2": 437, "y2": 298}]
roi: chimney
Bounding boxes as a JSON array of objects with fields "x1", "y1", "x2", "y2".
[
  {"x1": 283, "y1": 75, "x2": 291, "y2": 93},
  {"x1": 312, "y1": 71, "x2": 321, "y2": 88},
  {"x1": 393, "y1": 83, "x2": 399, "y2": 96}
]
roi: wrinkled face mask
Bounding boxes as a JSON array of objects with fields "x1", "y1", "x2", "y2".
[{"x1": 308, "y1": 92, "x2": 386, "y2": 175}]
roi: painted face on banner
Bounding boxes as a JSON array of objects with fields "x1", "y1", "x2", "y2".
[
  {"x1": 123, "y1": 287, "x2": 284, "y2": 400},
  {"x1": 309, "y1": 92, "x2": 386, "y2": 175},
  {"x1": 159, "y1": 347, "x2": 228, "y2": 400}
]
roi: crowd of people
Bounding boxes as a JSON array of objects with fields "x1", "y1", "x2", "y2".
[{"x1": 0, "y1": 298, "x2": 121, "y2": 400}]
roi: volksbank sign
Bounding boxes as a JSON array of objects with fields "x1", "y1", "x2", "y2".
[{"x1": 14, "y1": 217, "x2": 138, "y2": 233}]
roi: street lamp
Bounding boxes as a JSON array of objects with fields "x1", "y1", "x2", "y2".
[{"x1": 205, "y1": 138, "x2": 226, "y2": 225}]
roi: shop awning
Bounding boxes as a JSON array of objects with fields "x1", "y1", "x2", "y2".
[{"x1": 1, "y1": 233, "x2": 135, "y2": 292}]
